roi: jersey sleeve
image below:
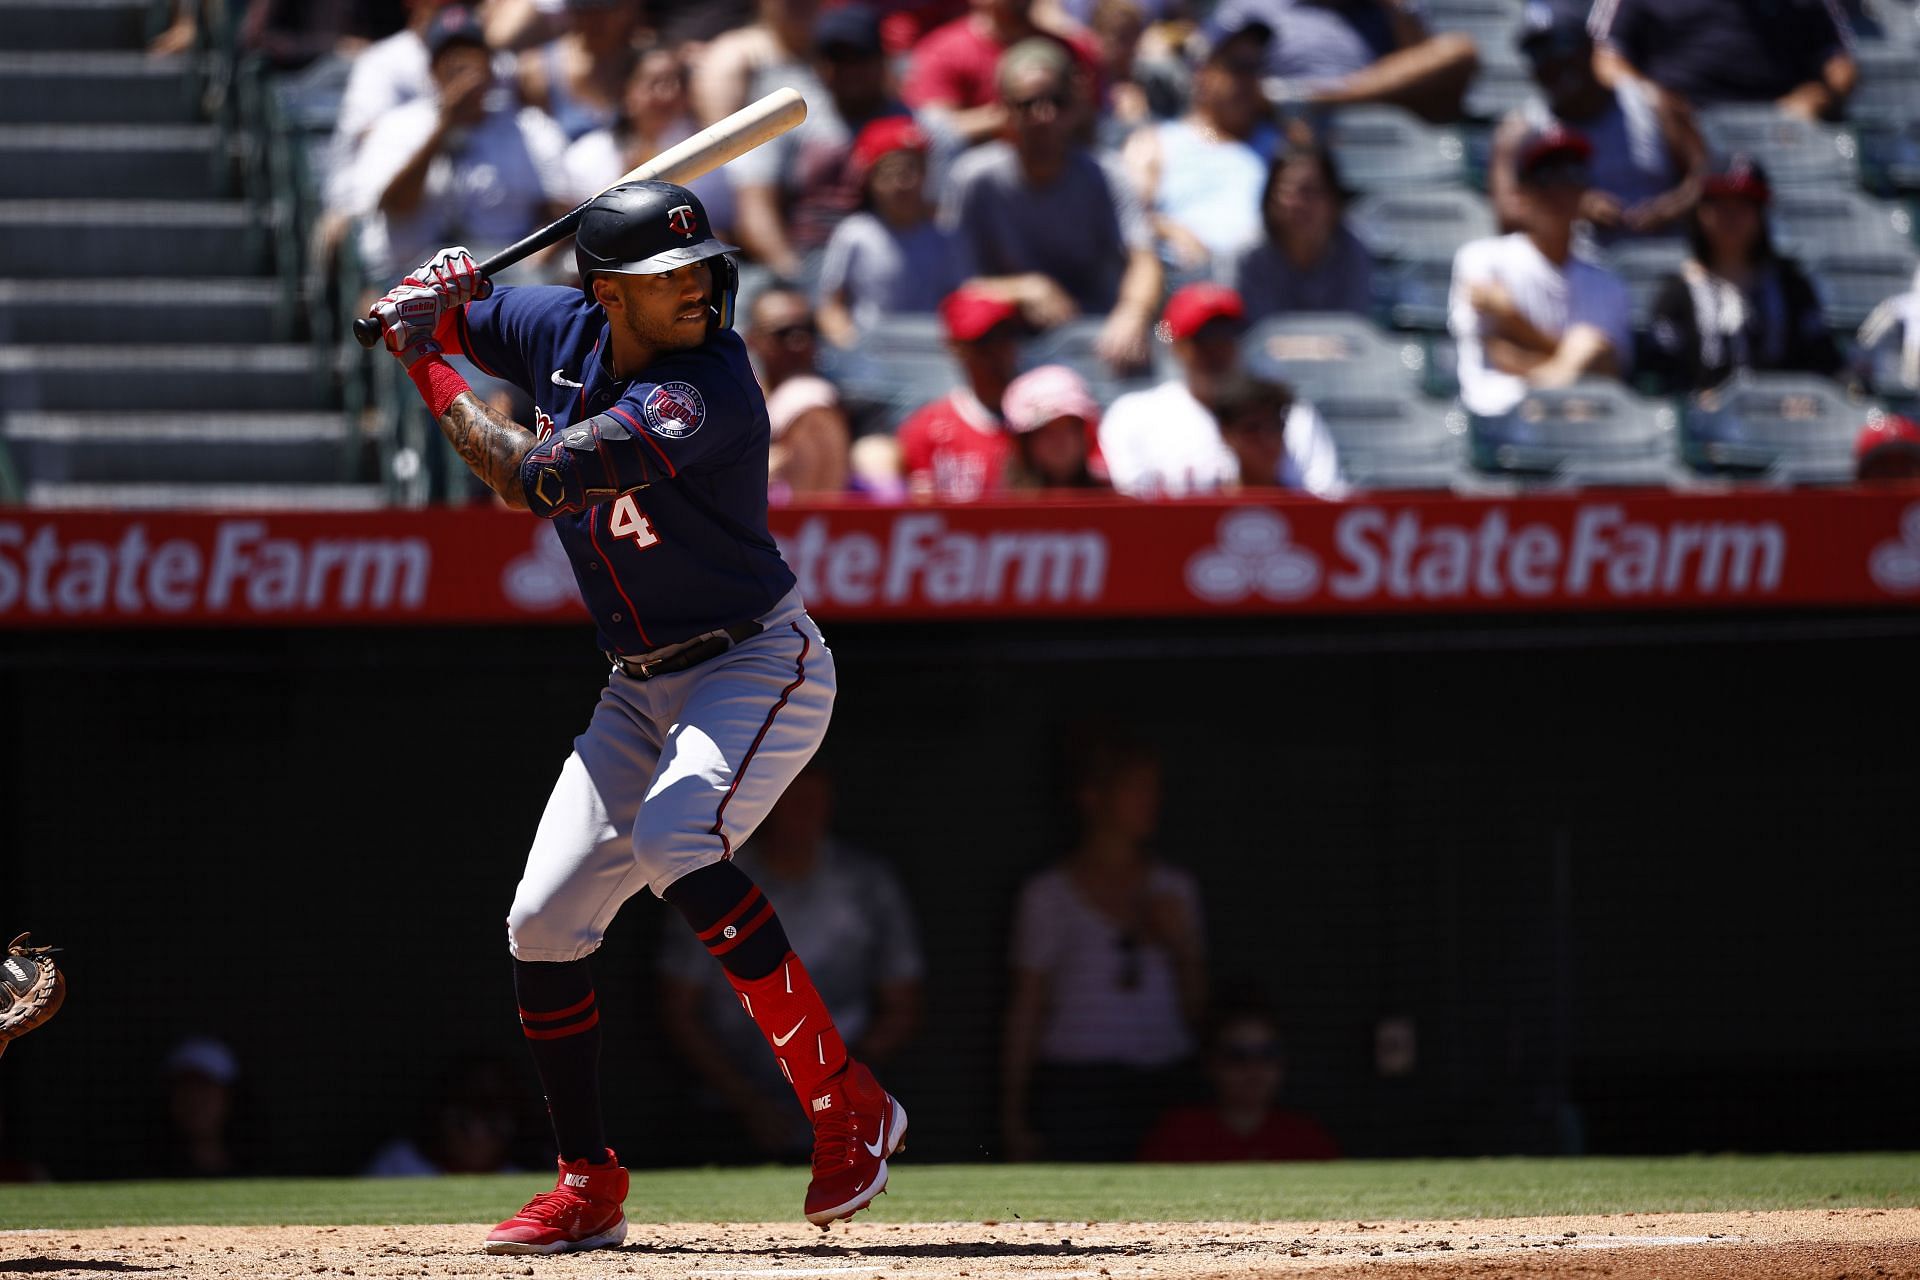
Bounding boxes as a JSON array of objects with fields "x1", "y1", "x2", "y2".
[
  {"x1": 435, "y1": 283, "x2": 563, "y2": 393},
  {"x1": 518, "y1": 344, "x2": 763, "y2": 519}
]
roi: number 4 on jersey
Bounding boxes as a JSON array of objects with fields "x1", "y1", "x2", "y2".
[{"x1": 609, "y1": 494, "x2": 660, "y2": 548}]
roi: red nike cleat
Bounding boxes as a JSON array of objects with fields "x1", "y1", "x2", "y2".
[
  {"x1": 804, "y1": 1060, "x2": 908, "y2": 1228},
  {"x1": 484, "y1": 1150, "x2": 629, "y2": 1255}
]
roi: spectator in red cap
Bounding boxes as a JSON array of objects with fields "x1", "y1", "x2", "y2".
[
  {"x1": 1449, "y1": 123, "x2": 1632, "y2": 418},
  {"x1": 728, "y1": 5, "x2": 918, "y2": 280},
  {"x1": 1099, "y1": 283, "x2": 1343, "y2": 496},
  {"x1": 941, "y1": 38, "x2": 1163, "y2": 370},
  {"x1": 903, "y1": 0, "x2": 1102, "y2": 147},
  {"x1": 817, "y1": 116, "x2": 974, "y2": 346},
  {"x1": 1855, "y1": 415, "x2": 1920, "y2": 483},
  {"x1": 1001, "y1": 364, "x2": 1111, "y2": 491},
  {"x1": 1491, "y1": 2, "x2": 1704, "y2": 242},
  {"x1": 883, "y1": 286, "x2": 1028, "y2": 500},
  {"x1": 1643, "y1": 155, "x2": 1840, "y2": 395}
]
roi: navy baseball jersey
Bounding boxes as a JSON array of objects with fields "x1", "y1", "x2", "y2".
[{"x1": 447, "y1": 284, "x2": 796, "y2": 653}]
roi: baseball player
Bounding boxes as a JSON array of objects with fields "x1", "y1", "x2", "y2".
[{"x1": 368, "y1": 180, "x2": 906, "y2": 1255}]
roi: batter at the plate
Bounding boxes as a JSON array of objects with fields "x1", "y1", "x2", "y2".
[{"x1": 367, "y1": 180, "x2": 905, "y2": 1255}]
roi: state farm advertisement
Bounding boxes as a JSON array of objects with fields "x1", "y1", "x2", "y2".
[{"x1": 3, "y1": 491, "x2": 1920, "y2": 628}]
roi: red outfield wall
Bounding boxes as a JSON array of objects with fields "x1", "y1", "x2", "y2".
[{"x1": 4, "y1": 490, "x2": 1920, "y2": 627}]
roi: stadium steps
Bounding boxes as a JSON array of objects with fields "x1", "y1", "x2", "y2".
[
  {"x1": 0, "y1": 346, "x2": 327, "y2": 412},
  {"x1": 0, "y1": 202, "x2": 270, "y2": 277},
  {"x1": 0, "y1": 0, "x2": 362, "y2": 511},
  {"x1": 23, "y1": 481, "x2": 388, "y2": 509},
  {"x1": 0, "y1": 279, "x2": 290, "y2": 345},
  {"x1": 0, "y1": 0, "x2": 150, "y2": 52},
  {"x1": 0, "y1": 125, "x2": 233, "y2": 199},
  {"x1": 0, "y1": 52, "x2": 204, "y2": 123},
  {"x1": 2, "y1": 412, "x2": 356, "y2": 485}
]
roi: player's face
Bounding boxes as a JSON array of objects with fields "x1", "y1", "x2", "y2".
[{"x1": 603, "y1": 261, "x2": 714, "y2": 354}]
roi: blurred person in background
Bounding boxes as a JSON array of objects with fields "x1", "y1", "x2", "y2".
[
  {"x1": 1201, "y1": 0, "x2": 1478, "y2": 122},
  {"x1": 1210, "y1": 372, "x2": 1311, "y2": 490},
  {"x1": 694, "y1": 0, "x2": 821, "y2": 124},
  {"x1": 1490, "y1": 2, "x2": 1703, "y2": 243},
  {"x1": 1591, "y1": 0, "x2": 1856, "y2": 122},
  {"x1": 1642, "y1": 156, "x2": 1840, "y2": 394},
  {"x1": 903, "y1": 0, "x2": 1102, "y2": 146},
  {"x1": 941, "y1": 39, "x2": 1162, "y2": 370},
  {"x1": 565, "y1": 44, "x2": 737, "y2": 238},
  {"x1": 1226, "y1": 142, "x2": 1373, "y2": 320},
  {"x1": 1121, "y1": 16, "x2": 1283, "y2": 279},
  {"x1": 516, "y1": 0, "x2": 644, "y2": 143},
  {"x1": 1137, "y1": 1005, "x2": 1340, "y2": 1162},
  {"x1": 729, "y1": 5, "x2": 915, "y2": 282},
  {"x1": 745, "y1": 288, "x2": 858, "y2": 499},
  {"x1": 149, "y1": 1037, "x2": 252, "y2": 1178},
  {"x1": 1856, "y1": 267, "x2": 1920, "y2": 407},
  {"x1": 328, "y1": 0, "x2": 464, "y2": 203},
  {"x1": 817, "y1": 117, "x2": 973, "y2": 345},
  {"x1": 1448, "y1": 124, "x2": 1632, "y2": 418},
  {"x1": 366, "y1": 1056, "x2": 536, "y2": 1176},
  {"x1": 888, "y1": 286, "x2": 1027, "y2": 499},
  {"x1": 1100, "y1": 283, "x2": 1344, "y2": 496},
  {"x1": 343, "y1": 6, "x2": 572, "y2": 279},
  {"x1": 1002, "y1": 733, "x2": 1206, "y2": 1162},
  {"x1": 1001, "y1": 364, "x2": 1112, "y2": 491},
  {"x1": 660, "y1": 763, "x2": 924, "y2": 1161},
  {"x1": 1856, "y1": 415, "x2": 1920, "y2": 482}
]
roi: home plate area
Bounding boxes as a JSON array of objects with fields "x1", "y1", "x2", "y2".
[{"x1": 3, "y1": 1209, "x2": 1917, "y2": 1280}]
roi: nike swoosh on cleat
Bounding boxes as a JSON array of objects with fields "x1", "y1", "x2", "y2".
[
  {"x1": 863, "y1": 1136, "x2": 884, "y2": 1157},
  {"x1": 772, "y1": 1017, "x2": 806, "y2": 1047},
  {"x1": 551, "y1": 368, "x2": 584, "y2": 387}
]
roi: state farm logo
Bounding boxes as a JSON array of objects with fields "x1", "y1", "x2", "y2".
[
  {"x1": 1184, "y1": 508, "x2": 1321, "y2": 604},
  {"x1": 782, "y1": 513, "x2": 1106, "y2": 606},
  {"x1": 501, "y1": 524, "x2": 577, "y2": 612},
  {"x1": 1869, "y1": 503, "x2": 1920, "y2": 594}
]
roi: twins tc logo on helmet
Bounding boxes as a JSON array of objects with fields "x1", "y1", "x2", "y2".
[
  {"x1": 667, "y1": 205, "x2": 698, "y2": 238},
  {"x1": 643, "y1": 381, "x2": 706, "y2": 438}
]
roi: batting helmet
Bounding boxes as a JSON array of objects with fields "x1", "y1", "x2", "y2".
[{"x1": 574, "y1": 180, "x2": 740, "y2": 331}]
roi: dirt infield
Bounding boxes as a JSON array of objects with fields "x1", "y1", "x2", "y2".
[{"x1": 4, "y1": 1209, "x2": 1916, "y2": 1280}]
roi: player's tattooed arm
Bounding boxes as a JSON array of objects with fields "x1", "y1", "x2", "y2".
[{"x1": 440, "y1": 391, "x2": 534, "y2": 510}]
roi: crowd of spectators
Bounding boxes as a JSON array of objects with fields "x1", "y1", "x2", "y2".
[{"x1": 224, "y1": 0, "x2": 1920, "y2": 496}]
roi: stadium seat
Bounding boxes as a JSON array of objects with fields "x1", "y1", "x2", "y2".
[
  {"x1": 1463, "y1": 61, "x2": 1535, "y2": 125},
  {"x1": 1467, "y1": 379, "x2": 1686, "y2": 487},
  {"x1": 1697, "y1": 106, "x2": 1859, "y2": 191},
  {"x1": 1770, "y1": 188, "x2": 1914, "y2": 260},
  {"x1": 1599, "y1": 238, "x2": 1689, "y2": 333},
  {"x1": 1424, "y1": 0, "x2": 1526, "y2": 58},
  {"x1": 1678, "y1": 370, "x2": 1878, "y2": 483},
  {"x1": 1240, "y1": 311, "x2": 1426, "y2": 399},
  {"x1": 1319, "y1": 105, "x2": 1467, "y2": 196},
  {"x1": 1310, "y1": 391, "x2": 1470, "y2": 491},
  {"x1": 1804, "y1": 245, "x2": 1920, "y2": 331},
  {"x1": 1350, "y1": 189, "x2": 1496, "y2": 330}
]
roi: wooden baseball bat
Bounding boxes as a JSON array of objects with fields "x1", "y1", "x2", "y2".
[{"x1": 352, "y1": 87, "x2": 808, "y2": 349}]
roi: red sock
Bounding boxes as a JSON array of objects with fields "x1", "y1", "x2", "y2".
[{"x1": 725, "y1": 951, "x2": 848, "y2": 1107}]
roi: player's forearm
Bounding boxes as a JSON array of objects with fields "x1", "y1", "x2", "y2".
[{"x1": 440, "y1": 391, "x2": 535, "y2": 509}]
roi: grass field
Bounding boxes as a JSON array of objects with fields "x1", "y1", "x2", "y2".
[{"x1": 4, "y1": 1153, "x2": 1918, "y2": 1230}]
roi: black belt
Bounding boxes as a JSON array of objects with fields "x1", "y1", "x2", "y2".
[{"x1": 608, "y1": 620, "x2": 764, "y2": 681}]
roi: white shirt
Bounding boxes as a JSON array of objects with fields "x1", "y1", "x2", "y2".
[
  {"x1": 346, "y1": 99, "x2": 571, "y2": 278},
  {"x1": 1098, "y1": 377, "x2": 1346, "y2": 498},
  {"x1": 1011, "y1": 863, "x2": 1201, "y2": 1068},
  {"x1": 1448, "y1": 231, "x2": 1634, "y2": 417},
  {"x1": 326, "y1": 30, "x2": 432, "y2": 210}
]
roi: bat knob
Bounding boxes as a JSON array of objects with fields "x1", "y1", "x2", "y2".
[{"x1": 352, "y1": 315, "x2": 384, "y2": 348}]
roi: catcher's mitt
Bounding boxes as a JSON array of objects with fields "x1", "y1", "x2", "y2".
[{"x1": 0, "y1": 934, "x2": 65, "y2": 1058}]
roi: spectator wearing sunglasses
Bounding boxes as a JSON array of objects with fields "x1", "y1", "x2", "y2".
[
  {"x1": 1002, "y1": 732, "x2": 1207, "y2": 1163},
  {"x1": 1138, "y1": 1005, "x2": 1340, "y2": 1162},
  {"x1": 746, "y1": 287, "x2": 856, "y2": 498},
  {"x1": 940, "y1": 38, "x2": 1164, "y2": 371}
]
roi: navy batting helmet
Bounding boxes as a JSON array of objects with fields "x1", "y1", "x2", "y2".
[{"x1": 574, "y1": 180, "x2": 740, "y2": 330}]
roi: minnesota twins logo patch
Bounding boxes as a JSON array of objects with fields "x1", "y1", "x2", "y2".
[
  {"x1": 643, "y1": 381, "x2": 706, "y2": 438},
  {"x1": 667, "y1": 204, "x2": 697, "y2": 238}
]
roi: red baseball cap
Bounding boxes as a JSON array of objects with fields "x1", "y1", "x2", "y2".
[
  {"x1": 1159, "y1": 283, "x2": 1246, "y2": 343},
  {"x1": 1856, "y1": 412, "x2": 1920, "y2": 474},
  {"x1": 1515, "y1": 123, "x2": 1593, "y2": 185},
  {"x1": 850, "y1": 115, "x2": 928, "y2": 185},
  {"x1": 940, "y1": 285, "x2": 1021, "y2": 342},
  {"x1": 1703, "y1": 153, "x2": 1772, "y2": 205}
]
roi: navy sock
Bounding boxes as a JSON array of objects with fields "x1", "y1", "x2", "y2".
[
  {"x1": 513, "y1": 958, "x2": 609, "y2": 1165},
  {"x1": 663, "y1": 861, "x2": 793, "y2": 980}
]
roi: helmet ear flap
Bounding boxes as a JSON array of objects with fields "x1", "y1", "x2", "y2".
[{"x1": 708, "y1": 254, "x2": 740, "y2": 333}]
